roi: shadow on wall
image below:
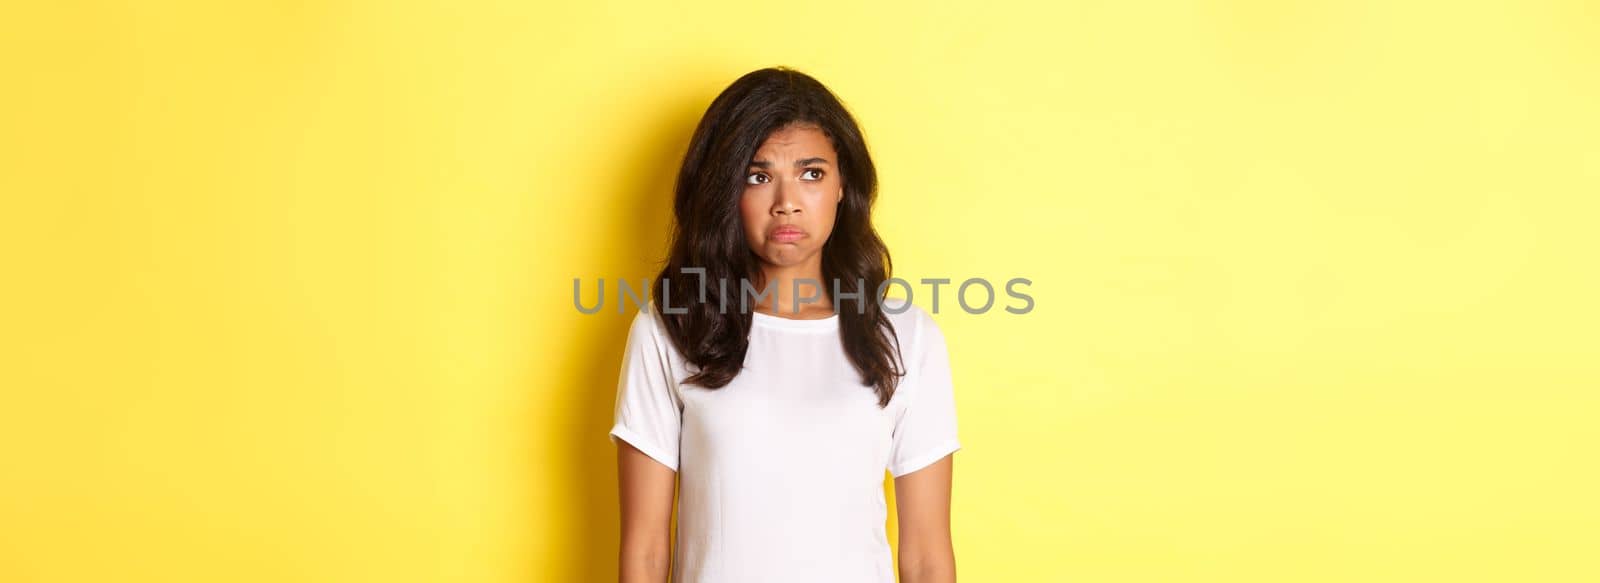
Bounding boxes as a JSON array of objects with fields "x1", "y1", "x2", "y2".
[{"x1": 533, "y1": 74, "x2": 709, "y2": 581}]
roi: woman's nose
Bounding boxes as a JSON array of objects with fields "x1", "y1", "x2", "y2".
[{"x1": 772, "y1": 187, "x2": 801, "y2": 215}]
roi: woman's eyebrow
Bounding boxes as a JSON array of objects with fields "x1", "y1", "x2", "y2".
[{"x1": 748, "y1": 157, "x2": 832, "y2": 168}]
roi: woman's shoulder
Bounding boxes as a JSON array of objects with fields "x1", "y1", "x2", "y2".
[
  {"x1": 626, "y1": 299, "x2": 671, "y2": 346},
  {"x1": 623, "y1": 300, "x2": 694, "y2": 373},
  {"x1": 881, "y1": 294, "x2": 931, "y2": 318},
  {"x1": 880, "y1": 297, "x2": 943, "y2": 347}
]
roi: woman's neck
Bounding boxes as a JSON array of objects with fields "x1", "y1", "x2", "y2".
[{"x1": 750, "y1": 263, "x2": 832, "y2": 316}]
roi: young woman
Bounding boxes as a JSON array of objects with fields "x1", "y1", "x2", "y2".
[{"x1": 609, "y1": 67, "x2": 961, "y2": 583}]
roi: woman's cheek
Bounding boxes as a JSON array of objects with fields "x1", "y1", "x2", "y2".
[{"x1": 738, "y1": 195, "x2": 761, "y2": 225}]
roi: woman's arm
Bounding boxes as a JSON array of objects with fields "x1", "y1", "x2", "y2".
[
  {"x1": 617, "y1": 440, "x2": 676, "y2": 583},
  {"x1": 893, "y1": 453, "x2": 957, "y2": 583}
]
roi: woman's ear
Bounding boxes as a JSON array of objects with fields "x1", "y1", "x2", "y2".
[{"x1": 837, "y1": 187, "x2": 844, "y2": 204}]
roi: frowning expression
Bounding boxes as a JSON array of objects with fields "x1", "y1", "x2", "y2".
[{"x1": 739, "y1": 123, "x2": 843, "y2": 269}]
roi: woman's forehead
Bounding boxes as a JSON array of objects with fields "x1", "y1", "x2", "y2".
[{"x1": 755, "y1": 126, "x2": 833, "y2": 156}]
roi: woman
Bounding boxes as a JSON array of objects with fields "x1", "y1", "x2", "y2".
[{"x1": 609, "y1": 66, "x2": 961, "y2": 583}]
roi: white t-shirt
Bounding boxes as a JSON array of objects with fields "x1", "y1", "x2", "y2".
[{"x1": 608, "y1": 297, "x2": 962, "y2": 582}]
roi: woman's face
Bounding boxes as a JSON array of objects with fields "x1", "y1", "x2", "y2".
[{"x1": 739, "y1": 123, "x2": 843, "y2": 272}]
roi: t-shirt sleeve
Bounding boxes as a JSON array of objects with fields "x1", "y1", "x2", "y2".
[
  {"x1": 886, "y1": 308, "x2": 962, "y2": 478},
  {"x1": 607, "y1": 306, "x2": 682, "y2": 472}
]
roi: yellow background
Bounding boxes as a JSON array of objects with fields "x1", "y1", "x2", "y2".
[{"x1": 3, "y1": 1, "x2": 1596, "y2": 581}]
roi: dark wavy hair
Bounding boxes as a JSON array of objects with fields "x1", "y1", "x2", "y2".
[{"x1": 652, "y1": 66, "x2": 906, "y2": 408}]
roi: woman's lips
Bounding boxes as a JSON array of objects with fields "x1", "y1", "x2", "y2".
[{"x1": 770, "y1": 225, "x2": 805, "y2": 243}]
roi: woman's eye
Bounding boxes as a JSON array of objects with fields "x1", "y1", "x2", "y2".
[
  {"x1": 802, "y1": 168, "x2": 824, "y2": 180},
  {"x1": 746, "y1": 173, "x2": 768, "y2": 185}
]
